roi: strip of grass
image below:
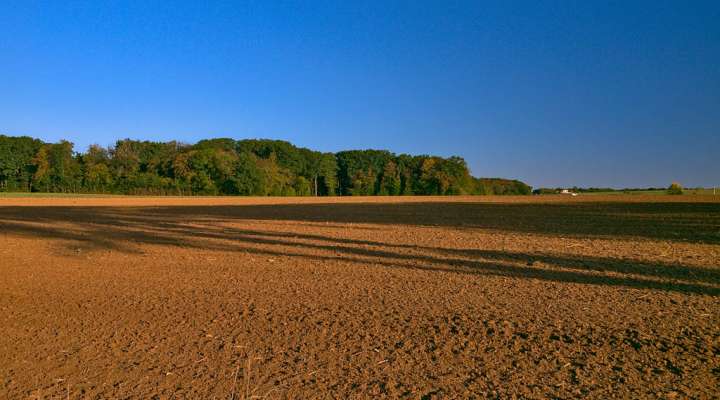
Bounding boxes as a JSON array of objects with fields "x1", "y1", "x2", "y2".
[
  {"x1": 3, "y1": 189, "x2": 719, "y2": 198},
  {"x1": 0, "y1": 192, "x2": 119, "y2": 198}
]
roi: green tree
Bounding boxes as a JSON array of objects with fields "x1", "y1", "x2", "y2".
[
  {"x1": 336, "y1": 150, "x2": 392, "y2": 195},
  {"x1": 81, "y1": 144, "x2": 113, "y2": 192},
  {"x1": 110, "y1": 139, "x2": 141, "y2": 191},
  {"x1": 224, "y1": 152, "x2": 263, "y2": 195},
  {"x1": 256, "y1": 153, "x2": 293, "y2": 196},
  {"x1": 32, "y1": 141, "x2": 81, "y2": 192},
  {"x1": 667, "y1": 182, "x2": 683, "y2": 195},
  {"x1": 0, "y1": 135, "x2": 43, "y2": 192},
  {"x1": 294, "y1": 176, "x2": 312, "y2": 196},
  {"x1": 317, "y1": 153, "x2": 338, "y2": 195},
  {"x1": 379, "y1": 160, "x2": 401, "y2": 195}
]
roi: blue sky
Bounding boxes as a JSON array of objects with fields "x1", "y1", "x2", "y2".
[{"x1": 1, "y1": 1, "x2": 718, "y2": 188}]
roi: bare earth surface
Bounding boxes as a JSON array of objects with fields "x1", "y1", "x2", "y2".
[{"x1": 1, "y1": 195, "x2": 719, "y2": 399}]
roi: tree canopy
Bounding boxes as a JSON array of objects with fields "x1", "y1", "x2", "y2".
[{"x1": 0, "y1": 134, "x2": 531, "y2": 196}]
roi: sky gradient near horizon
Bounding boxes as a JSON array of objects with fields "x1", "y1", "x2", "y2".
[{"x1": 2, "y1": 1, "x2": 719, "y2": 188}]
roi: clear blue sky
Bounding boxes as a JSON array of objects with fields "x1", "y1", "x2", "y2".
[{"x1": 2, "y1": 1, "x2": 718, "y2": 188}]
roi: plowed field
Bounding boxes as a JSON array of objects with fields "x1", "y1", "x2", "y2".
[{"x1": 1, "y1": 195, "x2": 719, "y2": 399}]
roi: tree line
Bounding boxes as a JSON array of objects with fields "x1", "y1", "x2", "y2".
[{"x1": 0, "y1": 135, "x2": 531, "y2": 196}]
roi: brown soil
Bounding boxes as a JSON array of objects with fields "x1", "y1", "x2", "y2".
[{"x1": 1, "y1": 196, "x2": 719, "y2": 399}]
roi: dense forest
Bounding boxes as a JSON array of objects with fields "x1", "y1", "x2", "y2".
[{"x1": 0, "y1": 135, "x2": 531, "y2": 196}]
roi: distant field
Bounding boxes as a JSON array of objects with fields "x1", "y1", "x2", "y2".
[
  {"x1": 578, "y1": 188, "x2": 719, "y2": 196},
  {"x1": 1, "y1": 195, "x2": 719, "y2": 398}
]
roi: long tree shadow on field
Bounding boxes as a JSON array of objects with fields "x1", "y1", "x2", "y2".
[
  {"x1": 2, "y1": 201, "x2": 720, "y2": 243},
  {"x1": 1, "y1": 203, "x2": 719, "y2": 295}
]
